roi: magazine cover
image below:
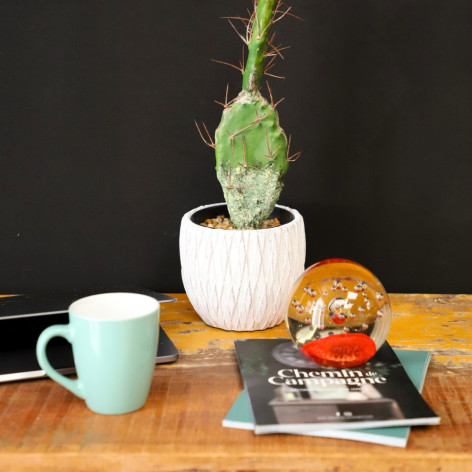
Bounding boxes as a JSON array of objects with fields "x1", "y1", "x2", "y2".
[
  {"x1": 224, "y1": 349, "x2": 431, "y2": 447},
  {"x1": 234, "y1": 339, "x2": 440, "y2": 434}
]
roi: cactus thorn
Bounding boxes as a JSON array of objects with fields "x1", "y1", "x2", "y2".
[
  {"x1": 264, "y1": 54, "x2": 277, "y2": 73},
  {"x1": 227, "y1": 19, "x2": 249, "y2": 45},
  {"x1": 274, "y1": 1, "x2": 303, "y2": 22},
  {"x1": 195, "y1": 120, "x2": 215, "y2": 149},
  {"x1": 226, "y1": 166, "x2": 238, "y2": 190},
  {"x1": 264, "y1": 129, "x2": 282, "y2": 159},
  {"x1": 287, "y1": 151, "x2": 302, "y2": 162},
  {"x1": 266, "y1": 81, "x2": 285, "y2": 108},
  {"x1": 238, "y1": 48, "x2": 245, "y2": 71},
  {"x1": 239, "y1": 136, "x2": 259, "y2": 169},
  {"x1": 222, "y1": 15, "x2": 250, "y2": 26},
  {"x1": 286, "y1": 134, "x2": 302, "y2": 162},
  {"x1": 264, "y1": 71, "x2": 285, "y2": 80},
  {"x1": 211, "y1": 58, "x2": 244, "y2": 73},
  {"x1": 230, "y1": 110, "x2": 271, "y2": 139},
  {"x1": 225, "y1": 128, "x2": 236, "y2": 155},
  {"x1": 215, "y1": 84, "x2": 237, "y2": 109},
  {"x1": 241, "y1": 136, "x2": 248, "y2": 167},
  {"x1": 264, "y1": 54, "x2": 285, "y2": 79},
  {"x1": 266, "y1": 81, "x2": 274, "y2": 105},
  {"x1": 265, "y1": 41, "x2": 291, "y2": 60},
  {"x1": 256, "y1": 23, "x2": 272, "y2": 42},
  {"x1": 274, "y1": 97, "x2": 285, "y2": 108},
  {"x1": 273, "y1": 2, "x2": 293, "y2": 23}
]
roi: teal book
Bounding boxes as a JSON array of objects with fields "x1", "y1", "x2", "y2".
[{"x1": 223, "y1": 347, "x2": 433, "y2": 447}]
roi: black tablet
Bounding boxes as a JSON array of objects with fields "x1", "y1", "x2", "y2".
[{"x1": 0, "y1": 289, "x2": 179, "y2": 383}]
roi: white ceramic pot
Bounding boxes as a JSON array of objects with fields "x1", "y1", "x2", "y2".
[{"x1": 179, "y1": 203, "x2": 306, "y2": 331}]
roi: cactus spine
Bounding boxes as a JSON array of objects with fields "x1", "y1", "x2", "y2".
[{"x1": 213, "y1": 0, "x2": 296, "y2": 229}]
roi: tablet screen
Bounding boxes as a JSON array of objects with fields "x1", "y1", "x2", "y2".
[{"x1": 0, "y1": 313, "x2": 178, "y2": 382}]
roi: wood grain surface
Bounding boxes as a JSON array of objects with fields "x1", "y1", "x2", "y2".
[{"x1": 0, "y1": 293, "x2": 470, "y2": 472}]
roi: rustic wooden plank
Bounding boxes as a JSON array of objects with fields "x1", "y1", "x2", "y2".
[
  {"x1": 163, "y1": 293, "x2": 472, "y2": 367},
  {"x1": 388, "y1": 294, "x2": 472, "y2": 367},
  {"x1": 0, "y1": 293, "x2": 470, "y2": 471}
]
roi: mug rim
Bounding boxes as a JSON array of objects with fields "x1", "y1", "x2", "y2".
[{"x1": 69, "y1": 292, "x2": 160, "y2": 322}]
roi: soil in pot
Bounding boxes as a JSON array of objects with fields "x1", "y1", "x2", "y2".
[{"x1": 200, "y1": 215, "x2": 281, "y2": 230}]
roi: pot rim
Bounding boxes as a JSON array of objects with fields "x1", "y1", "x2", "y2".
[{"x1": 181, "y1": 202, "x2": 303, "y2": 233}]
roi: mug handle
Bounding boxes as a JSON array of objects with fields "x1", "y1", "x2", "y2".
[{"x1": 36, "y1": 324, "x2": 85, "y2": 399}]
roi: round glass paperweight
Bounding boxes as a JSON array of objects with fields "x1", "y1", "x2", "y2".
[{"x1": 286, "y1": 259, "x2": 392, "y2": 368}]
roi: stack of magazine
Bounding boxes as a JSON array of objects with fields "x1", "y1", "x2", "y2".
[{"x1": 223, "y1": 339, "x2": 440, "y2": 447}]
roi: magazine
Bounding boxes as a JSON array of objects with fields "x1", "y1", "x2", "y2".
[
  {"x1": 234, "y1": 339, "x2": 440, "y2": 434},
  {"x1": 224, "y1": 349, "x2": 431, "y2": 447}
]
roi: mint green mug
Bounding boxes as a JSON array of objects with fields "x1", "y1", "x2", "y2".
[{"x1": 36, "y1": 292, "x2": 159, "y2": 415}]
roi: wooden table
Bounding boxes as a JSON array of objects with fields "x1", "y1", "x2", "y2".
[{"x1": 0, "y1": 294, "x2": 471, "y2": 471}]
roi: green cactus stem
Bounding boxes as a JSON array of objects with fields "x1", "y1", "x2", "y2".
[
  {"x1": 242, "y1": 0, "x2": 276, "y2": 93},
  {"x1": 211, "y1": 1, "x2": 297, "y2": 229}
]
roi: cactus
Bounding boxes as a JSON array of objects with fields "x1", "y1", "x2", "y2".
[{"x1": 198, "y1": 0, "x2": 300, "y2": 229}]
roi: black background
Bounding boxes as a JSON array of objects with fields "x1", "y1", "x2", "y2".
[{"x1": 1, "y1": 0, "x2": 471, "y2": 295}]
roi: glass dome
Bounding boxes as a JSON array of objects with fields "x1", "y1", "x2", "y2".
[{"x1": 286, "y1": 259, "x2": 392, "y2": 368}]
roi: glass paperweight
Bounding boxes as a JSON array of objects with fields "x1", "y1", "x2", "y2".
[{"x1": 286, "y1": 259, "x2": 392, "y2": 368}]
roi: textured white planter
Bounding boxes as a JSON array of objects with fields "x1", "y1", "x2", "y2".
[{"x1": 179, "y1": 203, "x2": 306, "y2": 331}]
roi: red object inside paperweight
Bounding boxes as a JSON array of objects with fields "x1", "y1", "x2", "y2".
[
  {"x1": 300, "y1": 333, "x2": 377, "y2": 368},
  {"x1": 286, "y1": 259, "x2": 392, "y2": 368}
]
